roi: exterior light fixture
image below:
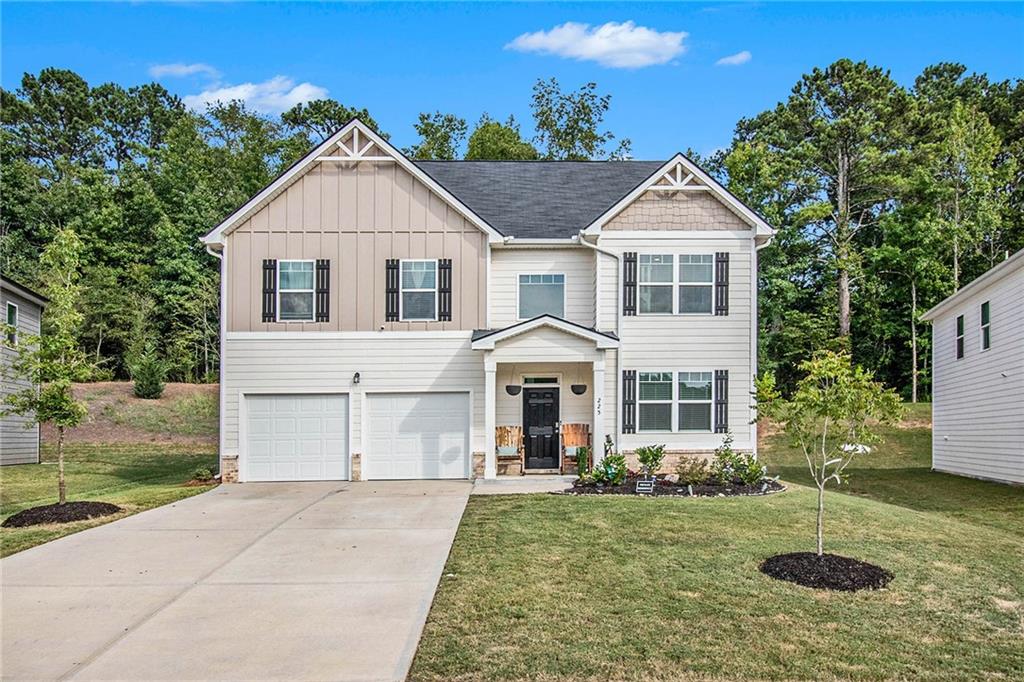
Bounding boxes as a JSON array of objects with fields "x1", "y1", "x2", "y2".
[{"x1": 353, "y1": 372, "x2": 361, "y2": 385}]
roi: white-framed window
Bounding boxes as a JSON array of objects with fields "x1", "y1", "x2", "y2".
[
  {"x1": 956, "y1": 314, "x2": 965, "y2": 359},
  {"x1": 277, "y1": 260, "x2": 315, "y2": 322},
  {"x1": 677, "y1": 371, "x2": 713, "y2": 431},
  {"x1": 980, "y1": 301, "x2": 991, "y2": 351},
  {"x1": 5, "y1": 302, "x2": 18, "y2": 346},
  {"x1": 637, "y1": 370, "x2": 714, "y2": 432},
  {"x1": 518, "y1": 273, "x2": 565, "y2": 319},
  {"x1": 638, "y1": 255, "x2": 673, "y2": 314},
  {"x1": 400, "y1": 259, "x2": 438, "y2": 321},
  {"x1": 678, "y1": 255, "x2": 714, "y2": 314}
]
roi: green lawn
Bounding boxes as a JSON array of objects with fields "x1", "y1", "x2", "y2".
[
  {"x1": 411, "y1": 406, "x2": 1024, "y2": 681},
  {"x1": 0, "y1": 444, "x2": 218, "y2": 557}
]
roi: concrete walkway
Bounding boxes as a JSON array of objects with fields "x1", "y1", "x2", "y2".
[
  {"x1": 1, "y1": 480, "x2": 470, "y2": 682},
  {"x1": 471, "y1": 475, "x2": 576, "y2": 495}
]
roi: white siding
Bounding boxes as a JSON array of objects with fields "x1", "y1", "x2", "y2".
[
  {"x1": 489, "y1": 247, "x2": 595, "y2": 328},
  {"x1": 222, "y1": 335, "x2": 485, "y2": 469},
  {"x1": 495, "y1": 363, "x2": 594, "y2": 428},
  {"x1": 1, "y1": 287, "x2": 42, "y2": 465},
  {"x1": 930, "y1": 266, "x2": 1024, "y2": 484},
  {"x1": 597, "y1": 251, "x2": 619, "y2": 334}
]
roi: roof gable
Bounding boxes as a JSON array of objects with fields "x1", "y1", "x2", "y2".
[{"x1": 471, "y1": 315, "x2": 619, "y2": 350}]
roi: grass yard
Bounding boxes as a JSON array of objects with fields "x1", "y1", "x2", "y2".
[{"x1": 411, "y1": 405, "x2": 1024, "y2": 681}]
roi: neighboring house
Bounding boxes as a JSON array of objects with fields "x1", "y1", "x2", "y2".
[
  {"x1": 921, "y1": 250, "x2": 1024, "y2": 485},
  {"x1": 1, "y1": 276, "x2": 47, "y2": 465},
  {"x1": 201, "y1": 119, "x2": 774, "y2": 483}
]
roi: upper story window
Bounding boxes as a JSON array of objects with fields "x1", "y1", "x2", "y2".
[
  {"x1": 518, "y1": 274, "x2": 565, "y2": 319},
  {"x1": 678, "y1": 255, "x2": 714, "y2": 314},
  {"x1": 637, "y1": 254, "x2": 714, "y2": 315},
  {"x1": 5, "y1": 302, "x2": 17, "y2": 346},
  {"x1": 980, "y1": 301, "x2": 991, "y2": 350},
  {"x1": 401, "y1": 259, "x2": 437, "y2": 321},
  {"x1": 638, "y1": 255, "x2": 673, "y2": 314},
  {"x1": 278, "y1": 261, "x2": 315, "y2": 322},
  {"x1": 956, "y1": 314, "x2": 964, "y2": 359}
]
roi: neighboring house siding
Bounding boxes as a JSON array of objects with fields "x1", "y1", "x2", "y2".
[
  {"x1": 1, "y1": 288, "x2": 42, "y2": 465},
  {"x1": 604, "y1": 192, "x2": 749, "y2": 231},
  {"x1": 489, "y1": 247, "x2": 595, "y2": 328},
  {"x1": 226, "y1": 162, "x2": 488, "y2": 332},
  {"x1": 222, "y1": 335, "x2": 486, "y2": 459},
  {"x1": 930, "y1": 267, "x2": 1024, "y2": 484}
]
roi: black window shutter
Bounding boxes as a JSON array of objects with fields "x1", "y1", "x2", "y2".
[
  {"x1": 385, "y1": 259, "x2": 400, "y2": 321},
  {"x1": 261, "y1": 259, "x2": 277, "y2": 322},
  {"x1": 623, "y1": 252, "x2": 637, "y2": 316},
  {"x1": 715, "y1": 252, "x2": 729, "y2": 316},
  {"x1": 438, "y1": 259, "x2": 452, "y2": 321},
  {"x1": 622, "y1": 369, "x2": 637, "y2": 434},
  {"x1": 714, "y1": 370, "x2": 729, "y2": 433},
  {"x1": 315, "y1": 259, "x2": 330, "y2": 322}
]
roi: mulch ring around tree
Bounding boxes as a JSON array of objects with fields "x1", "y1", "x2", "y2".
[
  {"x1": 1, "y1": 501, "x2": 123, "y2": 528},
  {"x1": 760, "y1": 552, "x2": 894, "y2": 592},
  {"x1": 563, "y1": 476, "x2": 785, "y2": 497}
]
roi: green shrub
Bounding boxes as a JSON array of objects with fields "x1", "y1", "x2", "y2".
[
  {"x1": 131, "y1": 349, "x2": 167, "y2": 399},
  {"x1": 191, "y1": 466, "x2": 214, "y2": 482},
  {"x1": 635, "y1": 444, "x2": 666, "y2": 476},
  {"x1": 591, "y1": 453, "x2": 627, "y2": 486},
  {"x1": 576, "y1": 445, "x2": 591, "y2": 477},
  {"x1": 711, "y1": 432, "x2": 767, "y2": 485},
  {"x1": 675, "y1": 455, "x2": 711, "y2": 485}
]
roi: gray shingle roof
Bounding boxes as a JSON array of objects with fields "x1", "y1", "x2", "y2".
[{"x1": 413, "y1": 160, "x2": 665, "y2": 239}]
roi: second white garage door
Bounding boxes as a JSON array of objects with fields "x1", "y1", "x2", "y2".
[{"x1": 364, "y1": 392, "x2": 471, "y2": 480}]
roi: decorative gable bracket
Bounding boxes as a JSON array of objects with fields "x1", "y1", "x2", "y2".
[
  {"x1": 649, "y1": 162, "x2": 709, "y2": 192},
  {"x1": 316, "y1": 127, "x2": 394, "y2": 163}
]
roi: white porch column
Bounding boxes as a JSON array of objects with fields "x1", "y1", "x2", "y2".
[
  {"x1": 592, "y1": 353, "x2": 606, "y2": 464},
  {"x1": 484, "y1": 353, "x2": 497, "y2": 479}
]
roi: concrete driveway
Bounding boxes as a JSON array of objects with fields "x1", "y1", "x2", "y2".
[{"x1": 1, "y1": 480, "x2": 470, "y2": 682}]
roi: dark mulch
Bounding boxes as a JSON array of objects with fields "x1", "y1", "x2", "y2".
[
  {"x1": 1, "y1": 501, "x2": 123, "y2": 528},
  {"x1": 565, "y1": 476, "x2": 784, "y2": 497},
  {"x1": 760, "y1": 552, "x2": 894, "y2": 591}
]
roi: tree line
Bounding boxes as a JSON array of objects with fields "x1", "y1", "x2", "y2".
[{"x1": 2, "y1": 61, "x2": 1021, "y2": 398}]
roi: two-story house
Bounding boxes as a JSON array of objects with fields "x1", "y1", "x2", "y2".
[{"x1": 201, "y1": 119, "x2": 774, "y2": 483}]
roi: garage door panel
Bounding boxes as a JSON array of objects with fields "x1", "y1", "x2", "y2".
[
  {"x1": 245, "y1": 394, "x2": 349, "y2": 482},
  {"x1": 364, "y1": 392, "x2": 470, "y2": 480}
]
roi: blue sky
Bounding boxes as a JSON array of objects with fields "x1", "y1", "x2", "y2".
[{"x1": 3, "y1": 2, "x2": 1022, "y2": 159}]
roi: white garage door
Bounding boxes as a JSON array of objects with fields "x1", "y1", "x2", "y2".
[
  {"x1": 365, "y1": 392, "x2": 470, "y2": 480},
  {"x1": 245, "y1": 394, "x2": 348, "y2": 481}
]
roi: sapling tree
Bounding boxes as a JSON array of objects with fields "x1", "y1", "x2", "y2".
[
  {"x1": 756, "y1": 351, "x2": 902, "y2": 555},
  {"x1": 2, "y1": 227, "x2": 90, "y2": 504}
]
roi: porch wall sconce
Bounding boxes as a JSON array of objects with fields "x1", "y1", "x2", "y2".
[
  {"x1": 570, "y1": 384, "x2": 588, "y2": 396},
  {"x1": 505, "y1": 385, "x2": 522, "y2": 396},
  {"x1": 353, "y1": 372, "x2": 361, "y2": 385}
]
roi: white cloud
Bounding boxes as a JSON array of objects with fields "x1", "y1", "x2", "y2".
[
  {"x1": 715, "y1": 50, "x2": 752, "y2": 66},
  {"x1": 506, "y1": 21, "x2": 687, "y2": 69},
  {"x1": 149, "y1": 62, "x2": 221, "y2": 79},
  {"x1": 181, "y1": 76, "x2": 329, "y2": 114}
]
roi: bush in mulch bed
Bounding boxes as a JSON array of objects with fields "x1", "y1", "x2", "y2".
[
  {"x1": 1, "y1": 501, "x2": 123, "y2": 528},
  {"x1": 564, "y1": 474, "x2": 785, "y2": 497},
  {"x1": 759, "y1": 552, "x2": 894, "y2": 592}
]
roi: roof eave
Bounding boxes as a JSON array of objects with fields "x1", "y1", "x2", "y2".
[{"x1": 920, "y1": 249, "x2": 1024, "y2": 321}]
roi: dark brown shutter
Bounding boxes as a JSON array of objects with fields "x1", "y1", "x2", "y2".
[
  {"x1": 315, "y1": 259, "x2": 330, "y2": 322},
  {"x1": 385, "y1": 259, "x2": 400, "y2": 321},
  {"x1": 438, "y1": 259, "x2": 452, "y2": 321},
  {"x1": 714, "y1": 369, "x2": 729, "y2": 433},
  {"x1": 715, "y1": 252, "x2": 729, "y2": 316},
  {"x1": 623, "y1": 252, "x2": 637, "y2": 316},
  {"x1": 622, "y1": 369, "x2": 637, "y2": 434},
  {"x1": 261, "y1": 259, "x2": 277, "y2": 322}
]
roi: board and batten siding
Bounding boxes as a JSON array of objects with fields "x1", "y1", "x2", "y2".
[
  {"x1": 1, "y1": 287, "x2": 42, "y2": 465},
  {"x1": 489, "y1": 247, "x2": 595, "y2": 328},
  {"x1": 226, "y1": 162, "x2": 488, "y2": 332},
  {"x1": 930, "y1": 265, "x2": 1024, "y2": 484},
  {"x1": 222, "y1": 335, "x2": 486, "y2": 462}
]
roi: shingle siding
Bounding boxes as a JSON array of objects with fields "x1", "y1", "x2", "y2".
[{"x1": 605, "y1": 192, "x2": 749, "y2": 231}]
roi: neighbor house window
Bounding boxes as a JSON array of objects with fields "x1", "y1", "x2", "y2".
[
  {"x1": 980, "y1": 301, "x2": 991, "y2": 350},
  {"x1": 277, "y1": 261, "x2": 315, "y2": 321},
  {"x1": 5, "y1": 303, "x2": 17, "y2": 346},
  {"x1": 638, "y1": 255, "x2": 673, "y2": 314},
  {"x1": 956, "y1": 315, "x2": 964, "y2": 359},
  {"x1": 678, "y1": 255, "x2": 714, "y2": 314},
  {"x1": 638, "y1": 372, "x2": 673, "y2": 431},
  {"x1": 401, "y1": 260, "x2": 437, "y2": 321},
  {"x1": 678, "y1": 372, "x2": 713, "y2": 431},
  {"x1": 518, "y1": 274, "x2": 565, "y2": 319}
]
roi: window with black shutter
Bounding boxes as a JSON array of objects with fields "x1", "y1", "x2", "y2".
[
  {"x1": 438, "y1": 259, "x2": 452, "y2": 321},
  {"x1": 714, "y1": 370, "x2": 729, "y2": 433},
  {"x1": 261, "y1": 259, "x2": 277, "y2": 322},
  {"x1": 622, "y1": 369, "x2": 637, "y2": 433},
  {"x1": 714, "y1": 252, "x2": 729, "y2": 316},
  {"x1": 315, "y1": 259, "x2": 330, "y2": 322},
  {"x1": 622, "y1": 252, "x2": 637, "y2": 316}
]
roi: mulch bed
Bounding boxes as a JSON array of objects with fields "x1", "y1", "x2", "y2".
[
  {"x1": 564, "y1": 476, "x2": 785, "y2": 497},
  {"x1": 759, "y1": 552, "x2": 894, "y2": 591},
  {"x1": 1, "y1": 501, "x2": 123, "y2": 528}
]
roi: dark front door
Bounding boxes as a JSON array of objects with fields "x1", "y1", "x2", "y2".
[{"x1": 524, "y1": 387, "x2": 560, "y2": 470}]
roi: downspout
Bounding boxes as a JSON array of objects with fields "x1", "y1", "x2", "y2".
[
  {"x1": 751, "y1": 233, "x2": 774, "y2": 457},
  {"x1": 205, "y1": 243, "x2": 227, "y2": 478}
]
